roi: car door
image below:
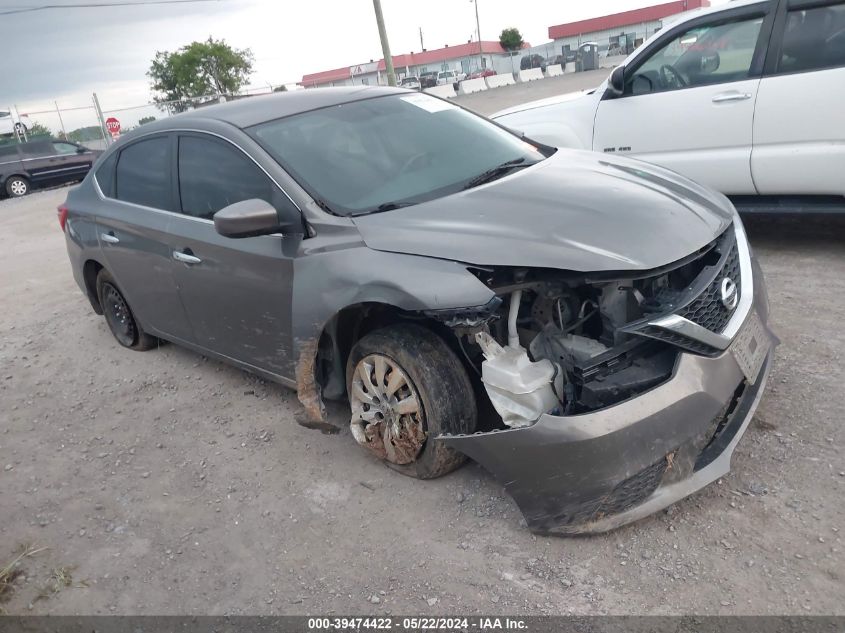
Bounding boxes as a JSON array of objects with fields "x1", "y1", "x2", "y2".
[
  {"x1": 751, "y1": 0, "x2": 845, "y2": 195},
  {"x1": 50, "y1": 141, "x2": 95, "y2": 182},
  {"x1": 94, "y1": 134, "x2": 194, "y2": 342},
  {"x1": 17, "y1": 141, "x2": 59, "y2": 185},
  {"x1": 593, "y1": 2, "x2": 775, "y2": 194},
  {"x1": 166, "y1": 132, "x2": 298, "y2": 378}
]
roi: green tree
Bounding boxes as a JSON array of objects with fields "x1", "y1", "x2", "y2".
[
  {"x1": 67, "y1": 126, "x2": 104, "y2": 142},
  {"x1": 148, "y1": 37, "x2": 254, "y2": 111},
  {"x1": 272, "y1": 84, "x2": 288, "y2": 92},
  {"x1": 138, "y1": 116, "x2": 157, "y2": 125},
  {"x1": 499, "y1": 28, "x2": 524, "y2": 52},
  {"x1": 26, "y1": 121, "x2": 53, "y2": 139}
]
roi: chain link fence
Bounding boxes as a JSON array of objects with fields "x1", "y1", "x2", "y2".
[{"x1": 2, "y1": 83, "x2": 293, "y2": 151}]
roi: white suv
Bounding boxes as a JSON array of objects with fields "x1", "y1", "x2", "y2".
[{"x1": 494, "y1": 0, "x2": 845, "y2": 212}]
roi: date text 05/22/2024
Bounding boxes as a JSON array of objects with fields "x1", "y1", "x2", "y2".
[{"x1": 307, "y1": 617, "x2": 528, "y2": 631}]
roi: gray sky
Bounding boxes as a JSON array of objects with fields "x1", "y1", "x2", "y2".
[{"x1": 2, "y1": 0, "x2": 723, "y2": 130}]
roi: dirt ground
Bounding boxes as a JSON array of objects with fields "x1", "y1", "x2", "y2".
[{"x1": 1, "y1": 107, "x2": 844, "y2": 614}]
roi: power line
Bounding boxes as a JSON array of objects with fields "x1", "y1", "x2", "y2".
[{"x1": 0, "y1": 0, "x2": 231, "y2": 16}]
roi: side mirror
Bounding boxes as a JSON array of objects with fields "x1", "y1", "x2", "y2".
[
  {"x1": 77, "y1": 146, "x2": 87, "y2": 154},
  {"x1": 213, "y1": 198, "x2": 301, "y2": 238},
  {"x1": 700, "y1": 52, "x2": 720, "y2": 74},
  {"x1": 607, "y1": 65, "x2": 625, "y2": 97}
]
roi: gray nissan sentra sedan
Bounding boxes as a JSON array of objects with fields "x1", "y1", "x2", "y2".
[{"x1": 60, "y1": 86, "x2": 776, "y2": 534}]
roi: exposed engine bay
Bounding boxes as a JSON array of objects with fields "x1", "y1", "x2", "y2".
[{"x1": 437, "y1": 234, "x2": 728, "y2": 429}]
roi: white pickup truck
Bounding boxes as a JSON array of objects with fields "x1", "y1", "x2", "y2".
[{"x1": 494, "y1": 0, "x2": 845, "y2": 213}]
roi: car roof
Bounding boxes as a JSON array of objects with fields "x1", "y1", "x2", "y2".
[
  {"x1": 661, "y1": 0, "x2": 768, "y2": 28},
  {"x1": 137, "y1": 86, "x2": 406, "y2": 133}
]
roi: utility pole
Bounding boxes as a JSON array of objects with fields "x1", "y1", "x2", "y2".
[
  {"x1": 54, "y1": 101, "x2": 67, "y2": 140},
  {"x1": 471, "y1": 0, "x2": 482, "y2": 71},
  {"x1": 419, "y1": 27, "x2": 424, "y2": 50},
  {"x1": 372, "y1": 0, "x2": 396, "y2": 86},
  {"x1": 91, "y1": 93, "x2": 109, "y2": 146}
]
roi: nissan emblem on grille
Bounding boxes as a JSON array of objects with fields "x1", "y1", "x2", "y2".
[{"x1": 720, "y1": 277, "x2": 738, "y2": 310}]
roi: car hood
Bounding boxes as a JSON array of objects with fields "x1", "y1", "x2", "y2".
[
  {"x1": 492, "y1": 89, "x2": 595, "y2": 119},
  {"x1": 351, "y1": 150, "x2": 734, "y2": 272}
]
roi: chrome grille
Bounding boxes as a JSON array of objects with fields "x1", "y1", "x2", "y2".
[
  {"x1": 677, "y1": 238, "x2": 741, "y2": 333},
  {"x1": 638, "y1": 326, "x2": 719, "y2": 356}
]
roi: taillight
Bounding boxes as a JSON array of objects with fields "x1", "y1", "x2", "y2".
[{"x1": 57, "y1": 205, "x2": 68, "y2": 231}]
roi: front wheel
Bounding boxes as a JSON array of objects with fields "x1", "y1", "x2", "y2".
[
  {"x1": 346, "y1": 324, "x2": 477, "y2": 479},
  {"x1": 96, "y1": 269, "x2": 157, "y2": 351},
  {"x1": 5, "y1": 176, "x2": 29, "y2": 198}
]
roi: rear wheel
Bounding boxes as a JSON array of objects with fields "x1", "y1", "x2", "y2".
[
  {"x1": 5, "y1": 176, "x2": 29, "y2": 198},
  {"x1": 96, "y1": 269, "x2": 157, "y2": 350},
  {"x1": 347, "y1": 324, "x2": 476, "y2": 479}
]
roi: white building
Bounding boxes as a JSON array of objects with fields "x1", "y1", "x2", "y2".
[{"x1": 299, "y1": 41, "x2": 528, "y2": 88}]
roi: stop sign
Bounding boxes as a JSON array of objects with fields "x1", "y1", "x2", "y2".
[{"x1": 105, "y1": 117, "x2": 121, "y2": 137}]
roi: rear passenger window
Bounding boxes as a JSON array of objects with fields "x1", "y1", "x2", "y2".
[
  {"x1": 779, "y1": 3, "x2": 845, "y2": 73},
  {"x1": 18, "y1": 142, "x2": 53, "y2": 158},
  {"x1": 95, "y1": 152, "x2": 117, "y2": 198},
  {"x1": 0, "y1": 144, "x2": 19, "y2": 163},
  {"x1": 178, "y1": 135, "x2": 275, "y2": 220},
  {"x1": 115, "y1": 137, "x2": 172, "y2": 210}
]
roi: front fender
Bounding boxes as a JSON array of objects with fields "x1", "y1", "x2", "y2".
[
  {"x1": 498, "y1": 119, "x2": 586, "y2": 150},
  {"x1": 290, "y1": 245, "x2": 495, "y2": 424}
]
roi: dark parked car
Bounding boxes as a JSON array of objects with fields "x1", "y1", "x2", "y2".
[
  {"x1": 0, "y1": 139, "x2": 101, "y2": 198},
  {"x1": 520, "y1": 53, "x2": 547, "y2": 71},
  {"x1": 60, "y1": 87, "x2": 775, "y2": 534},
  {"x1": 419, "y1": 71, "x2": 438, "y2": 88}
]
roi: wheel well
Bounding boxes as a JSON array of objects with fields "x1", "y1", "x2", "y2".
[
  {"x1": 5, "y1": 174, "x2": 29, "y2": 185},
  {"x1": 312, "y1": 301, "x2": 498, "y2": 430},
  {"x1": 83, "y1": 260, "x2": 104, "y2": 314},
  {"x1": 315, "y1": 303, "x2": 457, "y2": 402}
]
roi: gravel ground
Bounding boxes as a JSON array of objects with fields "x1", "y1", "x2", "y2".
[{"x1": 1, "y1": 143, "x2": 844, "y2": 614}]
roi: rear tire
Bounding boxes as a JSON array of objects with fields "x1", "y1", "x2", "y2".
[
  {"x1": 96, "y1": 269, "x2": 157, "y2": 351},
  {"x1": 346, "y1": 323, "x2": 477, "y2": 479},
  {"x1": 5, "y1": 176, "x2": 29, "y2": 198}
]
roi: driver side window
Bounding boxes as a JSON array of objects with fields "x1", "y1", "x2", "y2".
[{"x1": 627, "y1": 15, "x2": 764, "y2": 95}]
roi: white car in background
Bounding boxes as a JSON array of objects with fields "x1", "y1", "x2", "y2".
[
  {"x1": 0, "y1": 110, "x2": 30, "y2": 137},
  {"x1": 494, "y1": 0, "x2": 845, "y2": 213},
  {"x1": 400, "y1": 75, "x2": 422, "y2": 90},
  {"x1": 436, "y1": 69, "x2": 466, "y2": 86}
]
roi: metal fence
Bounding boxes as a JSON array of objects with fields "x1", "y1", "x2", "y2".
[{"x1": 2, "y1": 83, "x2": 293, "y2": 150}]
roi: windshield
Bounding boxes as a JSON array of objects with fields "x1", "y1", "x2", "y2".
[{"x1": 248, "y1": 93, "x2": 548, "y2": 216}]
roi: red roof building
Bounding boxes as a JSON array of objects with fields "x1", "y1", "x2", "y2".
[
  {"x1": 299, "y1": 40, "x2": 529, "y2": 88},
  {"x1": 548, "y1": 0, "x2": 709, "y2": 48}
]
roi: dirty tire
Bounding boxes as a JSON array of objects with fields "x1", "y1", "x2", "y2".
[
  {"x1": 5, "y1": 176, "x2": 29, "y2": 198},
  {"x1": 95, "y1": 269, "x2": 157, "y2": 351},
  {"x1": 347, "y1": 324, "x2": 476, "y2": 479}
]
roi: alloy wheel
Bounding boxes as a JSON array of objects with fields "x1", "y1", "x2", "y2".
[{"x1": 9, "y1": 179, "x2": 27, "y2": 196}]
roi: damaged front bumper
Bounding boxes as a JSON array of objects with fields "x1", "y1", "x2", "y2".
[{"x1": 442, "y1": 308, "x2": 776, "y2": 535}]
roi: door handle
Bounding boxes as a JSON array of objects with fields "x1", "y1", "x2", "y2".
[
  {"x1": 173, "y1": 250, "x2": 202, "y2": 265},
  {"x1": 100, "y1": 232, "x2": 119, "y2": 244},
  {"x1": 712, "y1": 92, "x2": 752, "y2": 103}
]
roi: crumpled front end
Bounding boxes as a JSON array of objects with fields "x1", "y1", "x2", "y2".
[
  {"x1": 443, "y1": 337, "x2": 774, "y2": 534},
  {"x1": 439, "y1": 219, "x2": 777, "y2": 534}
]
